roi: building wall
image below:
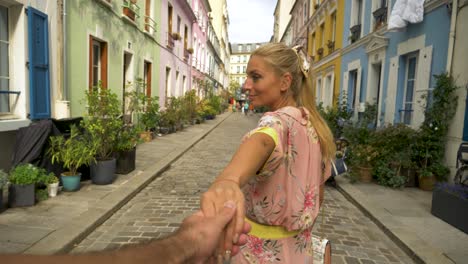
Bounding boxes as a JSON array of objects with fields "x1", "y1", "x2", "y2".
[
  {"x1": 0, "y1": 0, "x2": 60, "y2": 171},
  {"x1": 190, "y1": 0, "x2": 210, "y2": 93},
  {"x1": 446, "y1": 3, "x2": 468, "y2": 179},
  {"x1": 67, "y1": 0, "x2": 162, "y2": 116},
  {"x1": 277, "y1": 0, "x2": 295, "y2": 42}
]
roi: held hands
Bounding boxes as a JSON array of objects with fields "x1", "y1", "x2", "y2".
[{"x1": 201, "y1": 179, "x2": 246, "y2": 262}]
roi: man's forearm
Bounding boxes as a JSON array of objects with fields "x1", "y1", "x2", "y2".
[{"x1": 0, "y1": 233, "x2": 196, "y2": 264}]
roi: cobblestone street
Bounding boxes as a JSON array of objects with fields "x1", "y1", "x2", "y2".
[{"x1": 72, "y1": 113, "x2": 414, "y2": 264}]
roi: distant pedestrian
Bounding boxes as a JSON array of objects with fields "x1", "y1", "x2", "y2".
[
  {"x1": 243, "y1": 101, "x2": 249, "y2": 116},
  {"x1": 241, "y1": 103, "x2": 245, "y2": 114}
]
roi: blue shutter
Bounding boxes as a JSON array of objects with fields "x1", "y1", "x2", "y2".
[{"x1": 27, "y1": 7, "x2": 50, "y2": 120}]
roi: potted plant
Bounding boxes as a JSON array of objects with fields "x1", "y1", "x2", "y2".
[
  {"x1": 350, "y1": 144, "x2": 378, "y2": 183},
  {"x1": 115, "y1": 124, "x2": 141, "y2": 174},
  {"x1": 139, "y1": 96, "x2": 160, "y2": 141},
  {"x1": 171, "y1": 32, "x2": 181, "y2": 40},
  {"x1": 431, "y1": 182, "x2": 468, "y2": 233},
  {"x1": 48, "y1": 125, "x2": 97, "y2": 191},
  {"x1": 187, "y1": 47, "x2": 194, "y2": 54},
  {"x1": 8, "y1": 164, "x2": 41, "y2": 207},
  {"x1": 317, "y1": 47, "x2": 324, "y2": 56},
  {"x1": 40, "y1": 172, "x2": 59, "y2": 197},
  {"x1": 0, "y1": 169, "x2": 7, "y2": 212},
  {"x1": 82, "y1": 84, "x2": 122, "y2": 185}
]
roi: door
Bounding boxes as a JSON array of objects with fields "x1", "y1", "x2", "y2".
[{"x1": 28, "y1": 7, "x2": 50, "y2": 120}]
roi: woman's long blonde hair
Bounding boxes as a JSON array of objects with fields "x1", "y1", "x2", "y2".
[{"x1": 251, "y1": 43, "x2": 336, "y2": 163}]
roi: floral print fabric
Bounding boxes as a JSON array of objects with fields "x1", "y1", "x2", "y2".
[{"x1": 232, "y1": 106, "x2": 329, "y2": 263}]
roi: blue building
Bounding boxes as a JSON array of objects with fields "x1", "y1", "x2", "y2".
[{"x1": 340, "y1": 0, "x2": 450, "y2": 129}]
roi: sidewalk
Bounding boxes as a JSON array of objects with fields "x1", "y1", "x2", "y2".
[
  {"x1": 0, "y1": 112, "x2": 232, "y2": 255},
  {"x1": 335, "y1": 175, "x2": 468, "y2": 264},
  {"x1": 1, "y1": 111, "x2": 467, "y2": 264}
]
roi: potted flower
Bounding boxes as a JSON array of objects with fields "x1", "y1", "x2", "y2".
[
  {"x1": 8, "y1": 164, "x2": 41, "y2": 207},
  {"x1": 0, "y1": 169, "x2": 8, "y2": 212},
  {"x1": 48, "y1": 125, "x2": 97, "y2": 191},
  {"x1": 171, "y1": 32, "x2": 181, "y2": 40},
  {"x1": 139, "y1": 96, "x2": 160, "y2": 141},
  {"x1": 81, "y1": 84, "x2": 122, "y2": 185},
  {"x1": 40, "y1": 172, "x2": 59, "y2": 197}
]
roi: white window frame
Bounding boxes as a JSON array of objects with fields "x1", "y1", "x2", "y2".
[
  {"x1": 402, "y1": 54, "x2": 418, "y2": 125},
  {"x1": 316, "y1": 77, "x2": 323, "y2": 105},
  {"x1": 0, "y1": 5, "x2": 11, "y2": 115}
]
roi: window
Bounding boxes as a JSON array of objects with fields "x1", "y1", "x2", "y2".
[
  {"x1": 238, "y1": 45, "x2": 243, "y2": 52},
  {"x1": 246, "y1": 45, "x2": 251, "y2": 52},
  {"x1": 0, "y1": 6, "x2": 10, "y2": 113},
  {"x1": 303, "y1": 2, "x2": 307, "y2": 25},
  {"x1": 349, "y1": 70, "x2": 358, "y2": 110},
  {"x1": 177, "y1": 16, "x2": 181, "y2": 34},
  {"x1": 403, "y1": 55, "x2": 418, "y2": 125},
  {"x1": 331, "y1": 12, "x2": 336, "y2": 42},
  {"x1": 144, "y1": 61, "x2": 152, "y2": 96},
  {"x1": 182, "y1": 75, "x2": 186, "y2": 94},
  {"x1": 237, "y1": 66, "x2": 241, "y2": 73},
  {"x1": 320, "y1": 24, "x2": 325, "y2": 48},
  {"x1": 311, "y1": 33, "x2": 316, "y2": 56},
  {"x1": 175, "y1": 71, "x2": 180, "y2": 96},
  {"x1": 165, "y1": 67, "x2": 171, "y2": 98},
  {"x1": 243, "y1": 66, "x2": 246, "y2": 73},
  {"x1": 168, "y1": 5, "x2": 173, "y2": 34},
  {"x1": 352, "y1": 0, "x2": 363, "y2": 26},
  {"x1": 144, "y1": 0, "x2": 156, "y2": 34},
  {"x1": 316, "y1": 78, "x2": 322, "y2": 105},
  {"x1": 184, "y1": 25, "x2": 188, "y2": 49},
  {"x1": 89, "y1": 37, "x2": 108, "y2": 89}
]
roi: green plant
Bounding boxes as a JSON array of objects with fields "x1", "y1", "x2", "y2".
[
  {"x1": 184, "y1": 90, "x2": 198, "y2": 120},
  {"x1": 349, "y1": 144, "x2": 379, "y2": 168},
  {"x1": 115, "y1": 125, "x2": 142, "y2": 152},
  {"x1": 81, "y1": 83, "x2": 123, "y2": 160},
  {"x1": 40, "y1": 172, "x2": 59, "y2": 185},
  {"x1": 140, "y1": 96, "x2": 160, "y2": 131},
  {"x1": 318, "y1": 94, "x2": 353, "y2": 138},
  {"x1": 8, "y1": 164, "x2": 42, "y2": 185},
  {"x1": 374, "y1": 159, "x2": 407, "y2": 188},
  {"x1": 48, "y1": 125, "x2": 97, "y2": 176},
  {"x1": 35, "y1": 189, "x2": 49, "y2": 202},
  {"x1": 413, "y1": 73, "x2": 459, "y2": 179},
  {"x1": 0, "y1": 169, "x2": 8, "y2": 189}
]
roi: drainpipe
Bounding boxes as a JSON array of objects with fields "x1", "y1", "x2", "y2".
[
  {"x1": 63, "y1": 0, "x2": 68, "y2": 101},
  {"x1": 446, "y1": 0, "x2": 458, "y2": 74}
]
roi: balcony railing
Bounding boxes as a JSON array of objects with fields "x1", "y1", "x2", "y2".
[
  {"x1": 350, "y1": 24, "x2": 361, "y2": 43},
  {"x1": 373, "y1": 6, "x2": 388, "y2": 30},
  {"x1": 122, "y1": 0, "x2": 140, "y2": 21},
  {"x1": 145, "y1": 16, "x2": 157, "y2": 34},
  {"x1": 167, "y1": 32, "x2": 175, "y2": 48}
]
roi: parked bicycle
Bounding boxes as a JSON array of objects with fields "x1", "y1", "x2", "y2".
[{"x1": 453, "y1": 142, "x2": 468, "y2": 186}]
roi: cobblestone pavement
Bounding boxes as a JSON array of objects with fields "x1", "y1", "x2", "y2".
[{"x1": 72, "y1": 113, "x2": 415, "y2": 264}]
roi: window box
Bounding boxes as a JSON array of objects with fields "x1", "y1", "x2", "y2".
[
  {"x1": 167, "y1": 32, "x2": 175, "y2": 48},
  {"x1": 187, "y1": 47, "x2": 194, "y2": 54},
  {"x1": 431, "y1": 183, "x2": 468, "y2": 234},
  {"x1": 314, "y1": 3, "x2": 320, "y2": 10},
  {"x1": 184, "y1": 49, "x2": 190, "y2": 60},
  {"x1": 172, "y1": 32, "x2": 181, "y2": 40},
  {"x1": 349, "y1": 24, "x2": 361, "y2": 43},
  {"x1": 122, "y1": 0, "x2": 140, "y2": 21},
  {"x1": 327, "y1": 40, "x2": 335, "y2": 52},
  {"x1": 373, "y1": 6, "x2": 387, "y2": 30},
  {"x1": 145, "y1": 16, "x2": 157, "y2": 34},
  {"x1": 317, "y1": 47, "x2": 324, "y2": 56}
]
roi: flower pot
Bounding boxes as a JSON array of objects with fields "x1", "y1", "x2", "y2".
[
  {"x1": 400, "y1": 168, "x2": 417, "y2": 187},
  {"x1": 431, "y1": 185, "x2": 468, "y2": 234},
  {"x1": 8, "y1": 184, "x2": 35, "y2": 207},
  {"x1": 61, "y1": 173, "x2": 82, "y2": 192},
  {"x1": 139, "y1": 131, "x2": 153, "y2": 142},
  {"x1": 116, "y1": 147, "x2": 136, "y2": 174},
  {"x1": 91, "y1": 158, "x2": 116, "y2": 185},
  {"x1": 419, "y1": 175, "x2": 436, "y2": 191},
  {"x1": 47, "y1": 182, "x2": 59, "y2": 197},
  {"x1": 357, "y1": 166, "x2": 372, "y2": 183}
]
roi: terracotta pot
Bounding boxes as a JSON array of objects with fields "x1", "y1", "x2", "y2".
[
  {"x1": 419, "y1": 175, "x2": 436, "y2": 191},
  {"x1": 358, "y1": 166, "x2": 372, "y2": 183}
]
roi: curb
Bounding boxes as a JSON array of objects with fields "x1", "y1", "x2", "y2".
[
  {"x1": 24, "y1": 112, "x2": 233, "y2": 255},
  {"x1": 335, "y1": 176, "x2": 455, "y2": 264}
]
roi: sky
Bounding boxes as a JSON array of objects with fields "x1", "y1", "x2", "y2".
[{"x1": 226, "y1": 0, "x2": 277, "y2": 43}]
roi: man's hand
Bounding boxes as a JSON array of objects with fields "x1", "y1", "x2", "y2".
[{"x1": 177, "y1": 201, "x2": 250, "y2": 263}]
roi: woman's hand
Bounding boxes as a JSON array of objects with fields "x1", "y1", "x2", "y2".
[{"x1": 201, "y1": 178, "x2": 246, "y2": 261}]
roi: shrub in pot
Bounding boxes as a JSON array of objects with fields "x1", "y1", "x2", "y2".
[
  {"x1": 115, "y1": 124, "x2": 141, "y2": 174},
  {"x1": 139, "y1": 96, "x2": 160, "y2": 141},
  {"x1": 82, "y1": 84, "x2": 122, "y2": 185},
  {"x1": 0, "y1": 169, "x2": 7, "y2": 212},
  {"x1": 48, "y1": 125, "x2": 97, "y2": 191},
  {"x1": 40, "y1": 172, "x2": 59, "y2": 197},
  {"x1": 8, "y1": 164, "x2": 41, "y2": 207}
]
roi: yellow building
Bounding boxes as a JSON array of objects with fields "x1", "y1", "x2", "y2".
[{"x1": 307, "y1": 0, "x2": 344, "y2": 108}]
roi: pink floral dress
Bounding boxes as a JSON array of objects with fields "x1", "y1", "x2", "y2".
[{"x1": 232, "y1": 106, "x2": 330, "y2": 264}]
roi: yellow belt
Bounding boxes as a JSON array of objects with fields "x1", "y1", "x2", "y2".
[{"x1": 245, "y1": 218, "x2": 300, "y2": 239}]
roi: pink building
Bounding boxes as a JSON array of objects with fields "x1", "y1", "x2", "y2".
[
  {"x1": 159, "y1": 0, "x2": 197, "y2": 106},
  {"x1": 190, "y1": 0, "x2": 211, "y2": 95}
]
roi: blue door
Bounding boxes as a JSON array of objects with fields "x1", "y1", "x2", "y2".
[{"x1": 27, "y1": 7, "x2": 50, "y2": 120}]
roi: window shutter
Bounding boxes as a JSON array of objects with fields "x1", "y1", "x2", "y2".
[{"x1": 27, "y1": 7, "x2": 51, "y2": 120}]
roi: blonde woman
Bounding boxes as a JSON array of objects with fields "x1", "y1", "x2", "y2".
[{"x1": 201, "y1": 43, "x2": 335, "y2": 263}]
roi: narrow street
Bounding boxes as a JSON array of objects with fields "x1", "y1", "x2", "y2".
[{"x1": 72, "y1": 113, "x2": 414, "y2": 264}]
